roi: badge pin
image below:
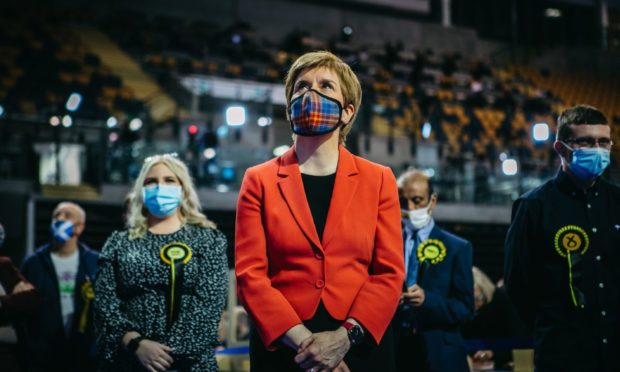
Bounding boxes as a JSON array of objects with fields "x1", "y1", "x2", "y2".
[
  {"x1": 417, "y1": 239, "x2": 447, "y2": 265},
  {"x1": 554, "y1": 225, "x2": 590, "y2": 258}
]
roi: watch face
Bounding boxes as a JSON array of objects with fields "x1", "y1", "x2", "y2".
[{"x1": 349, "y1": 326, "x2": 364, "y2": 345}]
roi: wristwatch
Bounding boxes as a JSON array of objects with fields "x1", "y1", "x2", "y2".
[
  {"x1": 126, "y1": 335, "x2": 145, "y2": 354},
  {"x1": 342, "y1": 321, "x2": 364, "y2": 346}
]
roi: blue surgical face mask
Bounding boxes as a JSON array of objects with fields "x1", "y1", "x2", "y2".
[
  {"x1": 562, "y1": 142, "x2": 611, "y2": 181},
  {"x1": 51, "y1": 220, "x2": 75, "y2": 244},
  {"x1": 142, "y1": 184, "x2": 182, "y2": 218}
]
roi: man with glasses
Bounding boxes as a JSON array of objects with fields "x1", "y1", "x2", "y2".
[
  {"x1": 505, "y1": 104, "x2": 620, "y2": 371},
  {"x1": 393, "y1": 169, "x2": 474, "y2": 372},
  {"x1": 20, "y1": 202, "x2": 99, "y2": 372}
]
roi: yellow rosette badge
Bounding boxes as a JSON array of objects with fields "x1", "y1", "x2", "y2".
[
  {"x1": 417, "y1": 239, "x2": 447, "y2": 265},
  {"x1": 554, "y1": 225, "x2": 589, "y2": 258},
  {"x1": 160, "y1": 242, "x2": 192, "y2": 327},
  {"x1": 553, "y1": 225, "x2": 589, "y2": 308},
  {"x1": 78, "y1": 278, "x2": 94, "y2": 333}
]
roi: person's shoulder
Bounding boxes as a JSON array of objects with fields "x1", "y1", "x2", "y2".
[
  {"x1": 187, "y1": 225, "x2": 227, "y2": 253},
  {"x1": 79, "y1": 242, "x2": 100, "y2": 258},
  {"x1": 600, "y1": 177, "x2": 620, "y2": 195},
  {"x1": 351, "y1": 153, "x2": 390, "y2": 173},
  {"x1": 26, "y1": 244, "x2": 51, "y2": 260},
  {"x1": 188, "y1": 224, "x2": 226, "y2": 241},
  {"x1": 105, "y1": 230, "x2": 129, "y2": 242},
  {"x1": 244, "y1": 157, "x2": 279, "y2": 176},
  {"x1": 519, "y1": 179, "x2": 553, "y2": 201},
  {"x1": 101, "y1": 230, "x2": 130, "y2": 251}
]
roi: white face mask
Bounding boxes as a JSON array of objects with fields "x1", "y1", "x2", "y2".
[{"x1": 403, "y1": 205, "x2": 432, "y2": 230}]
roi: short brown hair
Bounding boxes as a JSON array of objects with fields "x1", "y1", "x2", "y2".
[
  {"x1": 556, "y1": 104, "x2": 608, "y2": 141},
  {"x1": 284, "y1": 51, "x2": 362, "y2": 145}
]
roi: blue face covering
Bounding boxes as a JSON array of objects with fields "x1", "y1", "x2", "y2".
[
  {"x1": 51, "y1": 220, "x2": 75, "y2": 244},
  {"x1": 563, "y1": 143, "x2": 611, "y2": 181},
  {"x1": 142, "y1": 184, "x2": 182, "y2": 218}
]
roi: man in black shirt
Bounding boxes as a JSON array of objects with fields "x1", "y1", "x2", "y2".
[{"x1": 504, "y1": 104, "x2": 620, "y2": 371}]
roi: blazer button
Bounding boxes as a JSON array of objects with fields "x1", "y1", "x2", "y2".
[
  {"x1": 315, "y1": 280, "x2": 325, "y2": 289},
  {"x1": 314, "y1": 252, "x2": 324, "y2": 260}
]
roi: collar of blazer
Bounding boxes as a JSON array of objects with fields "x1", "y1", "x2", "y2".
[{"x1": 277, "y1": 145, "x2": 359, "y2": 251}]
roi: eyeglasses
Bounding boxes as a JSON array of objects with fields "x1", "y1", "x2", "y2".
[
  {"x1": 144, "y1": 153, "x2": 179, "y2": 163},
  {"x1": 565, "y1": 137, "x2": 614, "y2": 149}
]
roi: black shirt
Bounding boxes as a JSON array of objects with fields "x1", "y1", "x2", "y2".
[
  {"x1": 301, "y1": 173, "x2": 336, "y2": 241},
  {"x1": 504, "y1": 169, "x2": 620, "y2": 371}
]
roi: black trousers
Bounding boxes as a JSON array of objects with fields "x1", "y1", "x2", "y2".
[
  {"x1": 392, "y1": 308, "x2": 429, "y2": 372},
  {"x1": 250, "y1": 302, "x2": 396, "y2": 372}
]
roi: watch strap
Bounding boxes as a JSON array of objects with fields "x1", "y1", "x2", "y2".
[
  {"x1": 342, "y1": 321, "x2": 364, "y2": 346},
  {"x1": 342, "y1": 320, "x2": 356, "y2": 331},
  {"x1": 127, "y1": 335, "x2": 145, "y2": 354}
]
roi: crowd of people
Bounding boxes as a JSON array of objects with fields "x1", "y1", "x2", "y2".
[
  {"x1": 5, "y1": 3, "x2": 618, "y2": 194},
  {"x1": 0, "y1": 51, "x2": 618, "y2": 372}
]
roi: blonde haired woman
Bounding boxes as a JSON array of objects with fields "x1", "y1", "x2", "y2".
[{"x1": 94, "y1": 154, "x2": 228, "y2": 372}]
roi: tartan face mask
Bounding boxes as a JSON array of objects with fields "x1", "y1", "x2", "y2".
[{"x1": 289, "y1": 89, "x2": 343, "y2": 136}]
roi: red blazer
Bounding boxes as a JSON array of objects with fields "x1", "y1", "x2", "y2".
[{"x1": 235, "y1": 145, "x2": 404, "y2": 349}]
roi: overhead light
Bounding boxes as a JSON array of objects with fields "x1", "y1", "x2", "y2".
[
  {"x1": 502, "y1": 158, "x2": 518, "y2": 176},
  {"x1": 423, "y1": 168, "x2": 436, "y2": 178},
  {"x1": 62, "y1": 115, "x2": 73, "y2": 128},
  {"x1": 221, "y1": 165, "x2": 236, "y2": 181},
  {"x1": 203, "y1": 147, "x2": 216, "y2": 160},
  {"x1": 129, "y1": 118, "x2": 143, "y2": 131},
  {"x1": 532, "y1": 122, "x2": 550, "y2": 142},
  {"x1": 109, "y1": 132, "x2": 119, "y2": 142},
  {"x1": 273, "y1": 145, "x2": 290, "y2": 157},
  {"x1": 257, "y1": 116, "x2": 272, "y2": 127},
  {"x1": 65, "y1": 92, "x2": 82, "y2": 112},
  {"x1": 49, "y1": 116, "x2": 60, "y2": 127},
  {"x1": 0, "y1": 104, "x2": 4, "y2": 117},
  {"x1": 216, "y1": 125, "x2": 229, "y2": 137},
  {"x1": 106, "y1": 116, "x2": 118, "y2": 128},
  {"x1": 545, "y1": 8, "x2": 561, "y2": 18},
  {"x1": 216, "y1": 184, "x2": 230, "y2": 192},
  {"x1": 226, "y1": 106, "x2": 246, "y2": 126},
  {"x1": 342, "y1": 26, "x2": 353, "y2": 36},
  {"x1": 422, "y1": 122, "x2": 432, "y2": 139}
]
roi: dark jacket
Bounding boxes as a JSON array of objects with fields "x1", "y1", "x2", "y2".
[
  {"x1": 20, "y1": 242, "x2": 99, "y2": 372},
  {"x1": 395, "y1": 225, "x2": 474, "y2": 372},
  {"x1": 504, "y1": 170, "x2": 620, "y2": 371}
]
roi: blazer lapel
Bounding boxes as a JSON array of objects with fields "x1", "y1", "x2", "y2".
[
  {"x1": 277, "y1": 147, "x2": 323, "y2": 250},
  {"x1": 419, "y1": 225, "x2": 442, "y2": 285},
  {"x1": 321, "y1": 146, "x2": 359, "y2": 248}
]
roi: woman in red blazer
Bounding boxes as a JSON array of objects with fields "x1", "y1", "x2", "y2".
[{"x1": 235, "y1": 51, "x2": 404, "y2": 372}]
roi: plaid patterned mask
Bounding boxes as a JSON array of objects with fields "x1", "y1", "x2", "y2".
[{"x1": 289, "y1": 89, "x2": 343, "y2": 136}]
